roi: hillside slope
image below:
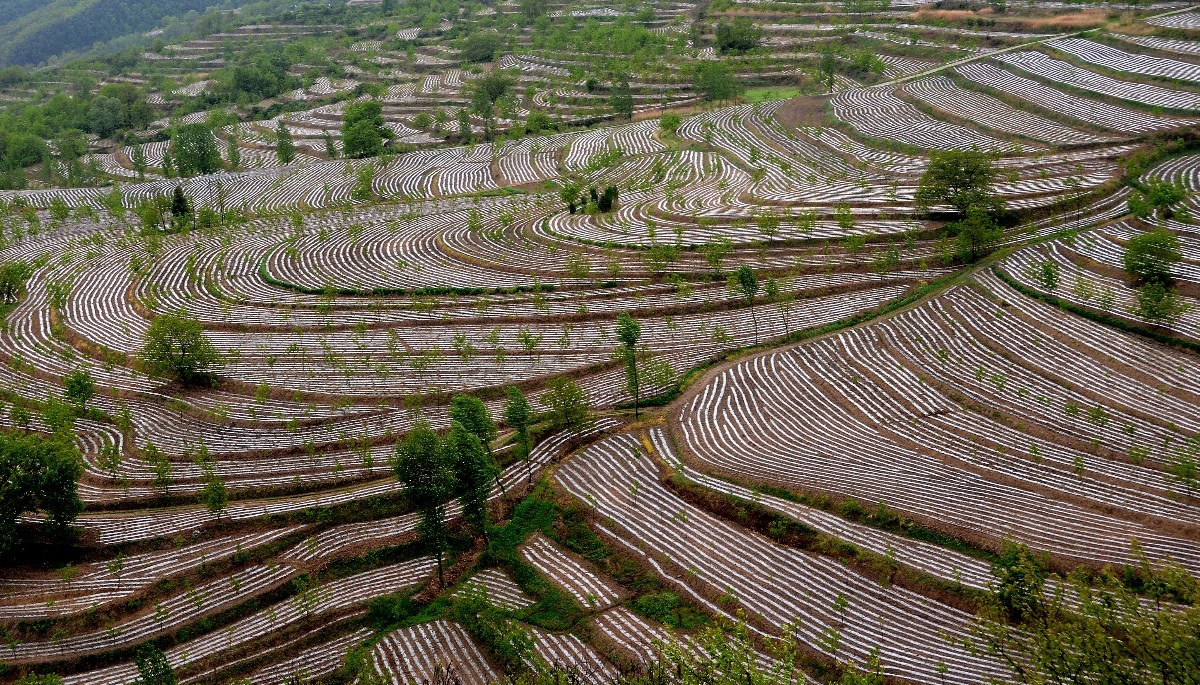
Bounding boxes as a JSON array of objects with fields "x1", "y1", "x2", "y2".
[{"x1": 0, "y1": 0, "x2": 233, "y2": 66}]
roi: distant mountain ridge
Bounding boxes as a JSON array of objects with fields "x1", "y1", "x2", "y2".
[{"x1": 0, "y1": 0, "x2": 235, "y2": 67}]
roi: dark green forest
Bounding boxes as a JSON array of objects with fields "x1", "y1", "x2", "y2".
[{"x1": 0, "y1": 0, "x2": 241, "y2": 66}]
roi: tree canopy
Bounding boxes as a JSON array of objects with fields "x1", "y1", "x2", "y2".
[
  {"x1": 138, "y1": 311, "x2": 223, "y2": 387},
  {"x1": 170, "y1": 123, "x2": 222, "y2": 177},
  {"x1": 914, "y1": 148, "x2": 1001, "y2": 216},
  {"x1": 395, "y1": 420, "x2": 456, "y2": 584},
  {"x1": 462, "y1": 33, "x2": 504, "y2": 63},
  {"x1": 1123, "y1": 230, "x2": 1182, "y2": 284},
  {"x1": 0, "y1": 431, "x2": 83, "y2": 557},
  {"x1": 342, "y1": 100, "x2": 390, "y2": 158},
  {"x1": 541, "y1": 376, "x2": 591, "y2": 434},
  {"x1": 714, "y1": 18, "x2": 761, "y2": 54},
  {"x1": 693, "y1": 62, "x2": 742, "y2": 102}
]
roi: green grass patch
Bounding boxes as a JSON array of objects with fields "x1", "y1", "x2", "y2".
[{"x1": 743, "y1": 87, "x2": 802, "y2": 103}]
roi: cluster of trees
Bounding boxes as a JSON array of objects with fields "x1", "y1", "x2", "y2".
[
  {"x1": 395, "y1": 395, "x2": 507, "y2": 583},
  {"x1": 977, "y1": 543, "x2": 1199, "y2": 685},
  {"x1": 559, "y1": 181, "x2": 618, "y2": 214},
  {"x1": 209, "y1": 45, "x2": 298, "y2": 104},
  {"x1": 0, "y1": 84, "x2": 146, "y2": 188},
  {"x1": 0, "y1": 0, "x2": 235, "y2": 67},
  {"x1": 914, "y1": 148, "x2": 1005, "y2": 262},
  {"x1": 1123, "y1": 228, "x2": 1187, "y2": 323},
  {"x1": 341, "y1": 100, "x2": 392, "y2": 158},
  {"x1": 398, "y1": 381, "x2": 591, "y2": 583}
]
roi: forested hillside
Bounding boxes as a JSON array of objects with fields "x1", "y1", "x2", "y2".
[{"x1": 0, "y1": 0, "x2": 236, "y2": 66}]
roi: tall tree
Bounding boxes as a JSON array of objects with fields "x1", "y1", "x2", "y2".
[
  {"x1": 445, "y1": 421, "x2": 498, "y2": 541},
  {"x1": 170, "y1": 124, "x2": 221, "y2": 177},
  {"x1": 503, "y1": 386, "x2": 533, "y2": 484},
  {"x1": 64, "y1": 367, "x2": 95, "y2": 412},
  {"x1": 395, "y1": 421, "x2": 456, "y2": 585},
  {"x1": 275, "y1": 121, "x2": 296, "y2": 165},
  {"x1": 693, "y1": 62, "x2": 742, "y2": 102},
  {"x1": 735, "y1": 265, "x2": 760, "y2": 344},
  {"x1": 201, "y1": 474, "x2": 227, "y2": 520},
  {"x1": 226, "y1": 135, "x2": 241, "y2": 172},
  {"x1": 541, "y1": 376, "x2": 591, "y2": 434},
  {"x1": 342, "y1": 101, "x2": 389, "y2": 158},
  {"x1": 610, "y1": 78, "x2": 634, "y2": 120},
  {"x1": 616, "y1": 313, "x2": 642, "y2": 418},
  {"x1": 450, "y1": 394, "x2": 502, "y2": 493}
]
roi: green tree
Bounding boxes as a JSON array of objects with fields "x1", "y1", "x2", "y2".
[
  {"x1": 1037, "y1": 259, "x2": 1060, "y2": 290},
  {"x1": 131, "y1": 144, "x2": 148, "y2": 181},
  {"x1": 353, "y1": 163, "x2": 376, "y2": 201},
  {"x1": 201, "y1": 474, "x2": 227, "y2": 520},
  {"x1": 275, "y1": 121, "x2": 296, "y2": 165},
  {"x1": 714, "y1": 18, "x2": 762, "y2": 54},
  {"x1": 1134, "y1": 281, "x2": 1189, "y2": 324},
  {"x1": 88, "y1": 96, "x2": 124, "y2": 139},
  {"x1": 450, "y1": 395, "x2": 498, "y2": 461},
  {"x1": 693, "y1": 62, "x2": 743, "y2": 102},
  {"x1": 171, "y1": 185, "x2": 190, "y2": 220},
  {"x1": 445, "y1": 421, "x2": 498, "y2": 540},
  {"x1": 171, "y1": 124, "x2": 221, "y2": 177},
  {"x1": 735, "y1": 265, "x2": 760, "y2": 344},
  {"x1": 914, "y1": 148, "x2": 1001, "y2": 216},
  {"x1": 616, "y1": 312, "x2": 643, "y2": 418},
  {"x1": 342, "y1": 101, "x2": 389, "y2": 158},
  {"x1": 395, "y1": 420, "x2": 456, "y2": 585},
  {"x1": 611, "y1": 78, "x2": 634, "y2": 120},
  {"x1": 0, "y1": 260, "x2": 33, "y2": 304},
  {"x1": 226, "y1": 135, "x2": 241, "y2": 171},
  {"x1": 952, "y1": 207, "x2": 1003, "y2": 263},
  {"x1": 503, "y1": 386, "x2": 533, "y2": 484},
  {"x1": 541, "y1": 376, "x2": 591, "y2": 434},
  {"x1": 138, "y1": 311, "x2": 223, "y2": 387},
  {"x1": 975, "y1": 543, "x2": 1200, "y2": 685},
  {"x1": 0, "y1": 432, "x2": 83, "y2": 556},
  {"x1": 462, "y1": 33, "x2": 504, "y2": 63},
  {"x1": 1123, "y1": 230, "x2": 1181, "y2": 284},
  {"x1": 134, "y1": 644, "x2": 177, "y2": 685},
  {"x1": 819, "y1": 46, "x2": 838, "y2": 90},
  {"x1": 64, "y1": 367, "x2": 95, "y2": 412}
]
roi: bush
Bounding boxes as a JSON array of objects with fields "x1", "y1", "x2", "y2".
[
  {"x1": 660, "y1": 113, "x2": 682, "y2": 134},
  {"x1": 1134, "y1": 281, "x2": 1189, "y2": 323}
]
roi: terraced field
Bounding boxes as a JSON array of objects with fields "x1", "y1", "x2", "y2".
[{"x1": 3, "y1": 1, "x2": 1200, "y2": 684}]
